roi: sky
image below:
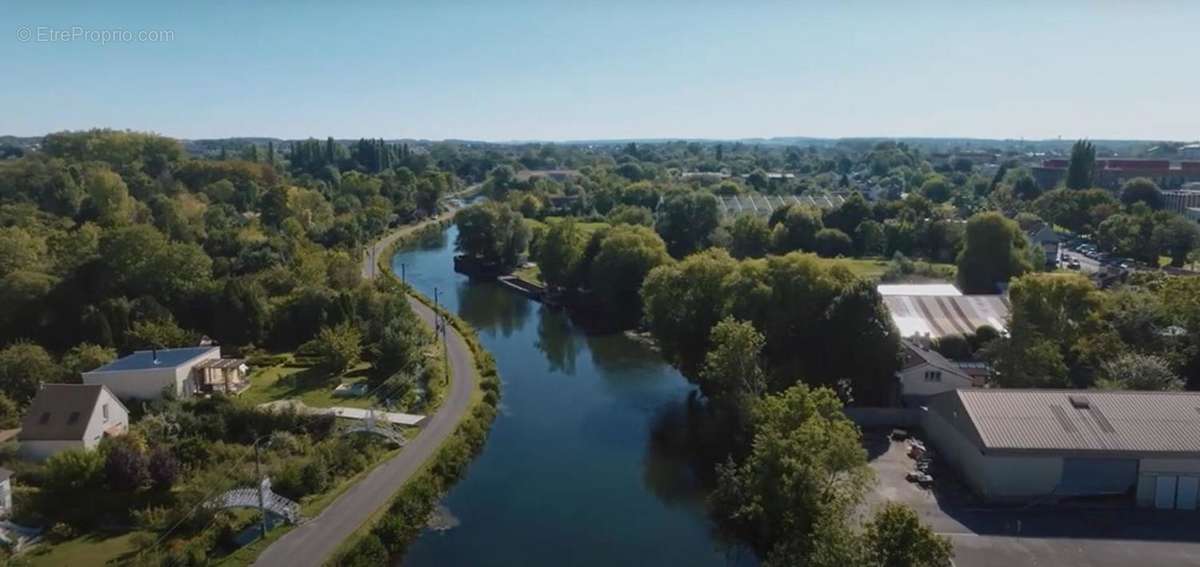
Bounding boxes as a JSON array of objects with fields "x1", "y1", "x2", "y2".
[{"x1": 3, "y1": 1, "x2": 1198, "y2": 142}]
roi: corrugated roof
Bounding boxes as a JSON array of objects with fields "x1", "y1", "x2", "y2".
[
  {"x1": 87, "y1": 347, "x2": 217, "y2": 373},
  {"x1": 945, "y1": 389, "x2": 1200, "y2": 456},
  {"x1": 882, "y1": 293, "x2": 1008, "y2": 338}
]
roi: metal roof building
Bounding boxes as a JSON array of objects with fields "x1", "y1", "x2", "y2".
[
  {"x1": 878, "y1": 284, "x2": 1009, "y2": 338},
  {"x1": 923, "y1": 389, "x2": 1200, "y2": 509}
]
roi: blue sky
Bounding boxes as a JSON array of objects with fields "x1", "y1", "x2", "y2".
[{"x1": 4, "y1": 1, "x2": 1197, "y2": 141}]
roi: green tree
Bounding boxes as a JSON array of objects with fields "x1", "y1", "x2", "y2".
[
  {"x1": 861, "y1": 503, "x2": 954, "y2": 567},
  {"x1": 855, "y1": 220, "x2": 886, "y2": 256},
  {"x1": 373, "y1": 315, "x2": 427, "y2": 381},
  {"x1": 771, "y1": 206, "x2": 823, "y2": 253},
  {"x1": 536, "y1": 218, "x2": 585, "y2": 289},
  {"x1": 128, "y1": 319, "x2": 195, "y2": 349},
  {"x1": 1155, "y1": 215, "x2": 1200, "y2": 267},
  {"x1": 698, "y1": 317, "x2": 766, "y2": 400},
  {"x1": 1065, "y1": 139, "x2": 1095, "y2": 190},
  {"x1": 590, "y1": 224, "x2": 671, "y2": 321},
  {"x1": 728, "y1": 214, "x2": 771, "y2": 259},
  {"x1": 919, "y1": 176, "x2": 953, "y2": 203},
  {"x1": 62, "y1": 343, "x2": 117, "y2": 381},
  {"x1": 956, "y1": 212, "x2": 1032, "y2": 293},
  {"x1": 1010, "y1": 168, "x2": 1042, "y2": 200},
  {"x1": 655, "y1": 191, "x2": 720, "y2": 257},
  {"x1": 1097, "y1": 353, "x2": 1182, "y2": 391},
  {"x1": 310, "y1": 322, "x2": 362, "y2": 377},
  {"x1": 606, "y1": 204, "x2": 654, "y2": 227},
  {"x1": 642, "y1": 249, "x2": 739, "y2": 376},
  {"x1": 712, "y1": 384, "x2": 871, "y2": 560},
  {"x1": 0, "y1": 342, "x2": 64, "y2": 404},
  {"x1": 814, "y1": 228, "x2": 853, "y2": 258},
  {"x1": 1119, "y1": 177, "x2": 1164, "y2": 210},
  {"x1": 454, "y1": 202, "x2": 530, "y2": 270},
  {"x1": 81, "y1": 166, "x2": 135, "y2": 226}
]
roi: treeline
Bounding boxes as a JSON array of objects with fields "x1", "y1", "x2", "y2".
[{"x1": 0, "y1": 128, "x2": 446, "y2": 411}]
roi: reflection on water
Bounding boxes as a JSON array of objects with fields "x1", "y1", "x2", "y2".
[{"x1": 394, "y1": 225, "x2": 755, "y2": 567}]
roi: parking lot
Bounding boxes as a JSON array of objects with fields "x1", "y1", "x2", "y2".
[{"x1": 864, "y1": 430, "x2": 1200, "y2": 566}]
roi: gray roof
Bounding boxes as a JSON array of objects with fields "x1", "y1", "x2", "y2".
[
  {"x1": 18, "y1": 384, "x2": 121, "y2": 442},
  {"x1": 87, "y1": 347, "x2": 216, "y2": 373},
  {"x1": 902, "y1": 341, "x2": 971, "y2": 381},
  {"x1": 934, "y1": 389, "x2": 1200, "y2": 457}
]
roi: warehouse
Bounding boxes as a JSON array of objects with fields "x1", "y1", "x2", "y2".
[{"x1": 923, "y1": 389, "x2": 1200, "y2": 509}]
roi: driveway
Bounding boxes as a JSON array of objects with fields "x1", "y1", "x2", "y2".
[
  {"x1": 256, "y1": 288, "x2": 477, "y2": 566},
  {"x1": 865, "y1": 432, "x2": 1200, "y2": 567}
]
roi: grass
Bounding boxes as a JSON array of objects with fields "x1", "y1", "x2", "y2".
[
  {"x1": 25, "y1": 530, "x2": 148, "y2": 566},
  {"x1": 238, "y1": 361, "x2": 374, "y2": 410},
  {"x1": 513, "y1": 262, "x2": 542, "y2": 284},
  {"x1": 817, "y1": 257, "x2": 893, "y2": 279}
]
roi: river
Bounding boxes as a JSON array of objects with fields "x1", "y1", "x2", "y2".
[{"x1": 391, "y1": 225, "x2": 753, "y2": 566}]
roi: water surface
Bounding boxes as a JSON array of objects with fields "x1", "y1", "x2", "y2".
[{"x1": 393, "y1": 226, "x2": 751, "y2": 567}]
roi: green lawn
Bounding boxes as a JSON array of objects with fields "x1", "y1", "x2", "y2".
[
  {"x1": 513, "y1": 263, "x2": 542, "y2": 284},
  {"x1": 25, "y1": 530, "x2": 148, "y2": 566},
  {"x1": 817, "y1": 257, "x2": 892, "y2": 279},
  {"x1": 238, "y1": 361, "x2": 374, "y2": 409}
]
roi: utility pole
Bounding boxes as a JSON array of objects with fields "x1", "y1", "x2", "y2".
[{"x1": 254, "y1": 439, "x2": 268, "y2": 539}]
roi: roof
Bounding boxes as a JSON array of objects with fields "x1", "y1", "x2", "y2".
[
  {"x1": 878, "y1": 284, "x2": 962, "y2": 297},
  {"x1": 86, "y1": 347, "x2": 217, "y2": 373},
  {"x1": 932, "y1": 389, "x2": 1200, "y2": 457},
  {"x1": 194, "y1": 358, "x2": 247, "y2": 370},
  {"x1": 900, "y1": 341, "x2": 976, "y2": 384},
  {"x1": 18, "y1": 384, "x2": 123, "y2": 442},
  {"x1": 882, "y1": 292, "x2": 1009, "y2": 338}
]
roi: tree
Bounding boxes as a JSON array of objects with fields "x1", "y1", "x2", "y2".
[
  {"x1": 310, "y1": 322, "x2": 362, "y2": 376},
  {"x1": 861, "y1": 503, "x2": 954, "y2": 567},
  {"x1": 728, "y1": 214, "x2": 771, "y2": 259},
  {"x1": 1120, "y1": 178, "x2": 1164, "y2": 210},
  {"x1": 128, "y1": 319, "x2": 194, "y2": 349},
  {"x1": 855, "y1": 220, "x2": 886, "y2": 256},
  {"x1": 62, "y1": 343, "x2": 116, "y2": 381},
  {"x1": 373, "y1": 315, "x2": 427, "y2": 381},
  {"x1": 1065, "y1": 139, "x2": 1095, "y2": 190},
  {"x1": 1155, "y1": 215, "x2": 1200, "y2": 267},
  {"x1": 214, "y1": 279, "x2": 270, "y2": 346},
  {"x1": 771, "y1": 206, "x2": 823, "y2": 253},
  {"x1": 606, "y1": 204, "x2": 654, "y2": 227},
  {"x1": 712, "y1": 384, "x2": 871, "y2": 560},
  {"x1": 589, "y1": 225, "x2": 671, "y2": 321},
  {"x1": 0, "y1": 342, "x2": 63, "y2": 404},
  {"x1": 148, "y1": 445, "x2": 180, "y2": 490},
  {"x1": 698, "y1": 318, "x2": 766, "y2": 400},
  {"x1": 537, "y1": 219, "x2": 585, "y2": 289},
  {"x1": 814, "y1": 228, "x2": 853, "y2": 258},
  {"x1": 956, "y1": 212, "x2": 1032, "y2": 293},
  {"x1": 1097, "y1": 353, "x2": 1182, "y2": 391},
  {"x1": 919, "y1": 176, "x2": 952, "y2": 203},
  {"x1": 454, "y1": 202, "x2": 530, "y2": 270},
  {"x1": 105, "y1": 441, "x2": 150, "y2": 491},
  {"x1": 642, "y1": 249, "x2": 739, "y2": 376},
  {"x1": 81, "y1": 166, "x2": 135, "y2": 226},
  {"x1": 655, "y1": 191, "x2": 720, "y2": 257},
  {"x1": 1010, "y1": 169, "x2": 1042, "y2": 200}
]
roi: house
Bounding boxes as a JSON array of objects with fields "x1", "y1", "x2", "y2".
[
  {"x1": 0, "y1": 468, "x2": 11, "y2": 517},
  {"x1": 82, "y1": 346, "x2": 248, "y2": 400},
  {"x1": 1026, "y1": 223, "x2": 1061, "y2": 267},
  {"x1": 896, "y1": 340, "x2": 984, "y2": 404},
  {"x1": 18, "y1": 384, "x2": 129, "y2": 461},
  {"x1": 923, "y1": 389, "x2": 1200, "y2": 509}
]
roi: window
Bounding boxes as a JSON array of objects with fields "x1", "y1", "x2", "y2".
[
  {"x1": 38, "y1": 412, "x2": 50, "y2": 424},
  {"x1": 67, "y1": 411, "x2": 81, "y2": 425},
  {"x1": 923, "y1": 370, "x2": 942, "y2": 382},
  {"x1": 102, "y1": 404, "x2": 109, "y2": 421}
]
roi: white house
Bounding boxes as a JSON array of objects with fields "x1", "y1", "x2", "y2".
[
  {"x1": 896, "y1": 340, "x2": 984, "y2": 403},
  {"x1": 18, "y1": 384, "x2": 129, "y2": 461},
  {"x1": 1026, "y1": 223, "x2": 1061, "y2": 268},
  {"x1": 82, "y1": 346, "x2": 246, "y2": 400}
]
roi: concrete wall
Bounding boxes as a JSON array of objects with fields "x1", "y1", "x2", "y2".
[{"x1": 923, "y1": 406, "x2": 990, "y2": 496}]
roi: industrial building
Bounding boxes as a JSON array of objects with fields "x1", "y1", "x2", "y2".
[
  {"x1": 878, "y1": 284, "x2": 1009, "y2": 339},
  {"x1": 923, "y1": 389, "x2": 1200, "y2": 510}
]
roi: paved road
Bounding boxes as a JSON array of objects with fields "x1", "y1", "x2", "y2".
[
  {"x1": 258, "y1": 244, "x2": 477, "y2": 567},
  {"x1": 361, "y1": 185, "x2": 478, "y2": 280}
]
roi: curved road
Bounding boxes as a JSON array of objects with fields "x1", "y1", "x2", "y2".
[{"x1": 256, "y1": 222, "x2": 477, "y2": 567}]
